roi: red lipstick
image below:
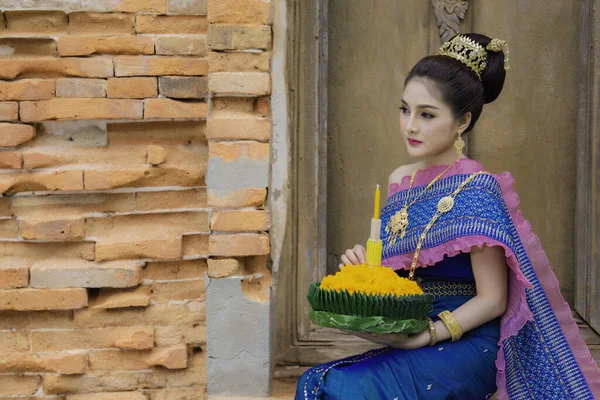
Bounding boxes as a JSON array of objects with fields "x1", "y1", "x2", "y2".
[{"x1": 407, "y1": 138, "x2": 422, "y2": 147}]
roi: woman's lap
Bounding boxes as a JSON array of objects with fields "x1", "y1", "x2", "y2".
[{"x1": 296, "y1": 319, "x2": 500, "y2": 400}]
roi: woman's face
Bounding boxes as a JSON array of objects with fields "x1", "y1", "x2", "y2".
[{"x1": 399, "y1": 78, "x2": 468, "y2": 160}]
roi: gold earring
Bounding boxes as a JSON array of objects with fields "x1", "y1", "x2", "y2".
[{"x1": 454, "y1": 133, "x2": 465, "y2": 157}]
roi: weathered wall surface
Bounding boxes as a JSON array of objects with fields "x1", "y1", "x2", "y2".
[{"x1": 0, "y1": 0, "x2": 273, "y2": 397}]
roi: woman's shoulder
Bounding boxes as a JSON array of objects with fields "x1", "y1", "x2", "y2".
[{"x1": 388, "y1": 162, "x2": 421, "y2": 186}]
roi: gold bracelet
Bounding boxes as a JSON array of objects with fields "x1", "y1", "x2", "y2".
[
  {"x1": 437, "y1": 310, "x2": 463, "y2": 342},
  {"x1": 426, "y1": 317, "x2": 437, "y2": 346}
]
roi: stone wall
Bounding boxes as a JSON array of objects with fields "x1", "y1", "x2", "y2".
[{"x1": 0, "y1": 0, "x2": 273, "y2": 398}]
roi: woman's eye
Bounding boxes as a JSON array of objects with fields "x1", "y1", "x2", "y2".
[
  {"x1": 421, "y1": 112, "x2": 435, "y2": 119},
  {"x1": 399, "y1": 106, "x2": 409, "y2": 114}
]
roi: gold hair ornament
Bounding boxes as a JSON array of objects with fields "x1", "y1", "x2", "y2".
[
  {"x1": 438, "y1": 35, "x2": 488, "y2": 79},
  {"x1": 486, "y1": 38, "x2": 510, "y2": 71},
  {"x1": 438, "y1": 35, "x2": 510, "y2": 79}
]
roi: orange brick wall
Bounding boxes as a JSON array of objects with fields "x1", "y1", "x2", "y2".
[{"x1": 0, "y1": 0, "x2": 273, "y2": 397}]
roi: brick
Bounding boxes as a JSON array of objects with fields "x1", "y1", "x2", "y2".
[
  {"x1": 167, "y1": 0, "x2": 207, "y2": 14},
  {"x1": 32, "y1": 326, "x2": 154, "y2": 352},
  {"x1": 208, "y1": 258, "x2": 243, "y2": 278},
  {"x1": 30, "y1": 259, "x2": 144, "y2": 289},
  {"x1": 208, "y1": 25, "x2": 271, "y2": 50},
  {"x1": 20, "y1": 99, "x2": 143, "y2": 122},
  {"x1": 155, "y1": 35, "x2": 207, "y2": 56},
  {"x1": 135, "y1": 189, "x2": 207, "y2": 211},
  {"x1": 95, "y1": 237, "x2": 183, "y2": 262},
  {"x1": 136, "y1": 15, "x2": 208, "y2": 34},
  {"x1": 145, "y1": 259, "x2": 207, "y2": 281},
  {"x1": 0, "y1": 242, "x2": 94, "y2": 261},
  {"x1": 111, "y1": 121, "x2": 206, "y2": 146},
  {"x1": 109, "y1": 0, "x2": 167, "y2": 13},
  {"x1": 68, "y1": 12, "x2": 135, "y2": 35},
  {"x1": 154, "y1": 357, "x2": 205, "y2": 387},
  {"x1": 86, "y1": 212, "x2": 208, "y2": 238},
  {"x1": 207, "y1": 117, "x2": 270, "y2": 141},
  {"x1": 0, "y1": 79, "x2": 55, "y2": 101},
  {"x1": 11, "y1": 192, "x2": 134, "y2": 216},
  {"x1": 0, "y1": 288, "x2": 87, "y2": 311},
  {"x1": 209, "y1": 51, "x2": 270, "y2": 72},
  {"x1": 144, "y1": 344, "x2": 188, "y2": 369},
  {"x1": 58, "y1": 36, "x2": 154, "y2": 56},
  {"x1": 152, "y1": 280, "x2": 204, "y2": 302},
  {"x1": 0, "y1": 0, "x2": 166, "y2": 12},
  {"x1": 88, "y1": 349, "x2": 152, "y2": 371},
  {"x1": 0, "y1": 170, "x2": 84, "y2": 193},
  {"x1": 211, "y1": 209, "x2": 270, "y2": 231},
  {"x1": 91, "y1": 286, "x2": 152, "y2": 309},
  {"x1": 207, "y1": 187, "x2": 266, "y2": 207},
  {"x1": 107, "y1": 77, "x2": 157, "y2": 99},
  {"x1": 147, "y1": 387, "x2": 207, "y2": 400},
  {"x1": 209, "y1": 141, "x2": 269, "y2": 162},
  {"x1": 209, "y1": 72, "x2": 270, "y2": 96},
  {"x1": 146, "y1": 144, "x2": 166, "y2": 165},
  {"x1": 210, "y1": 96, "x2": 257, "y2": 117},
  {"x1": 0, "y1": 102, "x2": 18, "y2": 121},
  {"x1": 209, "y1": 233, "x2": 269, "y2": 256},
  {"x1": 0, "y1": 375, "x2": 40, "y2": 396},
  {"x1": 0, "y1": 330, "x2": 30, "y2": 352},
  {"x1": 83, "y1": 166, "x2": 205, "y2": 191},
  {"x1": 0, "y1": 351, "x2": 87, "y2": 374},
  {"x1": 144, "y1": 98, "x2": 208, "y2": 119},
  {"x1": 0, "y1": 123, "x2": 36, "y2": 147},
  {"x1": 0, "y1": 58, "x2": 113, "y2": 79},
  {"x1": 0, "y1": 170, "x2": 83, "y2": 193},
  {"x1": 74, "y1": 303, "x2": 202, "y2": 329},
  {"x1": 4, "y1": 11, "x2": 68, "y2": 34},
  {"x1": 56, "y1": 78, "x2": 107, "y2": 98},
  {"x1": 209, "y1": 0, "x2": 272, "y2": 24},
  {"x1": 254, "y1": 96, "x2": 269, "y2": 116},
  {"x1": 44, "y1": 371, "x2": 166, "y2": 395},
  {"x1": 0, "y1": 260, "x2": 28, "y2": 288},
  {"x1": 0, "y1": 151, "x2": 22, "y2": 168},
  {"x1": 19, "y1": 217, "x2": 84, "y2": 240},
  {"x1": 155, "y1": 323, "x2": 205, "y2": 348},
  {"x1": 0, "y1": 197, "x2": 11, "y2": 216},
  {"x1": 0, "y1": 218, "x2": 18, "y2": 238},
  {"x1": 0, "y1": 310, "x2": 74, "y2": 330},
  {"x1": 0, "y1": 38, "x2": 57, "y2": 56},
  {"x1": 183, "y1": 234, "x2": 209, "y2": 257},
  {"x1": 115, "y1": 56, "x2": 208, "y2": 77},
  {"x1": 159, "y1": 76, "x2": 207, "y2": 99},
  {"x1": 67, "y1": 391, "x2": 147, "y2": 400}
]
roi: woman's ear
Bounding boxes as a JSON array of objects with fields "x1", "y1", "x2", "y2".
[{"x1": 458, "y1": 112, "x2": 472, "y2": 133}]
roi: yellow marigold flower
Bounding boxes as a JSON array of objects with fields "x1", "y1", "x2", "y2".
[{"x1": 320, "y1": 264, "x2": 423, "y2": 297}]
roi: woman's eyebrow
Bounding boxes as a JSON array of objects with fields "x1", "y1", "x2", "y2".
[{"x1": 401, "y1": 99, "x2": 440, "y2": 110}]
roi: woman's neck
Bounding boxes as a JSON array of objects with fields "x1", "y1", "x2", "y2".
[{"x1": 421, "y1": 149, "x2": 464, "y2": 168}]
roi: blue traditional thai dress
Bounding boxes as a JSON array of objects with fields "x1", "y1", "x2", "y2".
[{"x1": 296, "y1": 158, "x2": 600, "y2": 400}]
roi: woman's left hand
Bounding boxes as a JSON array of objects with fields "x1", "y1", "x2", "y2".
[{"x1": 350, "y1": 330, "x2": 430, "y2": 350}]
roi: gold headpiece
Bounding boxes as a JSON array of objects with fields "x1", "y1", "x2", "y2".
[{"x1": 438, "y1": 35, "x2": 510, "y2": 80}]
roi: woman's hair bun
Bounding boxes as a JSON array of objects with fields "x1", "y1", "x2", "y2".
[{"x1": 463, "y1": 33, "x2": 507, "y2": 104}]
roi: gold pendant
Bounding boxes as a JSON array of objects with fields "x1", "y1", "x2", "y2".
[
  {"x1": 386, "y1": 206, "x2": 410, "y2": 243},
  {"x1": 437, "y1": 196, "x2": 454, "y2": 213}
]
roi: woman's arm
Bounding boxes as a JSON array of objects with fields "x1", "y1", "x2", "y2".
[{"x1": 353, "y1": 244, "x2": 508, "y2": 349}]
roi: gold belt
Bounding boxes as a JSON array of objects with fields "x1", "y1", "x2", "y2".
[{"x1": 420, "y1": 280, "x2": 477, "y2": 298}]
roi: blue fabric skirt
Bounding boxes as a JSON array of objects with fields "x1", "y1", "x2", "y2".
[{"x1": 296, "y1": 295, "x2": 500, "y2": 400}]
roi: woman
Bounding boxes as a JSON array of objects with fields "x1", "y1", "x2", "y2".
[{"x1": 296, "y1": 33, "x2": 600, "y2": 399}]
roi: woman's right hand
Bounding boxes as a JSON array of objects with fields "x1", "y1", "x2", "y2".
[{"x1": 338, "y1": 244, "x2": 366, "y2": 270}]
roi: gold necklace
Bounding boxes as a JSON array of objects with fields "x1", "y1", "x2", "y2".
[
  {"x1": 408, "y1": 171, "x2": 483, "y2": 279},
  {"x1": 386, "y1": 161, "x2": 456, "y2": 244}
]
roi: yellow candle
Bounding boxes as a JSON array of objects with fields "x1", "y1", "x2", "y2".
[{"x1": 373, "y1": 184, "x2": 381, "y2": 220}]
